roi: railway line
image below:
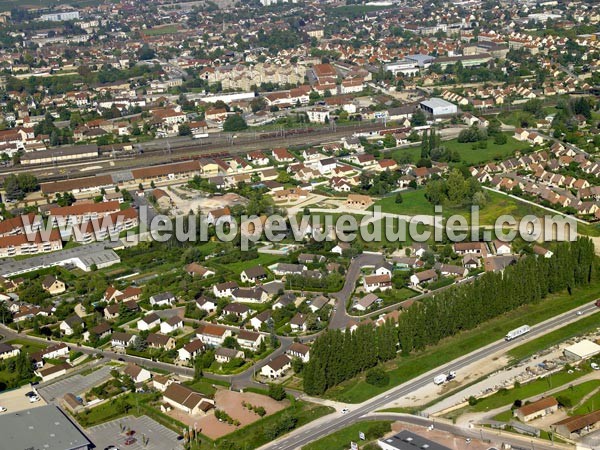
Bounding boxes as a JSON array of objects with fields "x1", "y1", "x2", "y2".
[{"x1": 0, "y1": 122, "x2": 385, "y2": 182}]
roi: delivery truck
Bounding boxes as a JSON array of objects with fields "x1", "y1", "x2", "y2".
[
  {"x1": 433, "y1": 371, "x2": 456, "y2": 385},
  {"x1": 505, "y1": 325, "x2": 531, "y2": 341}
]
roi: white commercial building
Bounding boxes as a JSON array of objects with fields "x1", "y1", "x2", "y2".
[
  {"x1": 563, "y1": 340, "x2": 600, "y2": 361},
  {"x1": 419, "y1": 98, "x2": 458, "y2": 116}
]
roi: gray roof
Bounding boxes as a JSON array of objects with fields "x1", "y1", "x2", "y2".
[
  {"x1": 0, "y1": 405, "x2": 92, "y2": 450},
  {"x1": 20, "y1": 144, "x2": 99, "y2": 162},
  {"x1": 420, "y1": 98, "x2": 455, "y2": 109},
  {"x1": 379, "y1": 430, "x2": 451, "y2": 450},
  {"x1": 0, "y1": 242, "x2": 122, "y2": 277}
]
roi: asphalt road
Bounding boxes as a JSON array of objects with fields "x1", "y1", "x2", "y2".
[
  {"x1": 329, "y1": 253, "x2": 385, "y2": 329},
  {"x1": 259, "y1": 301, "x2": 600, "y2": 450}
]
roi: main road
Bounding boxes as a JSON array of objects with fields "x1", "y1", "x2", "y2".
[{"x1": 258, "y1": 300, "x2": 599, "y2": 450}]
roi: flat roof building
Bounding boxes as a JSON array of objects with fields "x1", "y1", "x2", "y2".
[
  {"x1": 0, "y1": 405, "x2": 92, "y2": 450},
  {"x1": 563, "y1": 339, "x2": 600, "y2": 361},
  {"x1": 379, "y1": 430, "x2": 452, "y2": 450},
  {"x1": 419, "y1": 98, "x2": 458, "y2": 116}
]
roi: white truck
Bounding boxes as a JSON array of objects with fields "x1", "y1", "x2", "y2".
[
  {"x1": 433, "y1": 371, "x2": 456, "y2": 385},
  {"x1": 505, "y1": 325, "x2": 531, "y2": 341}
]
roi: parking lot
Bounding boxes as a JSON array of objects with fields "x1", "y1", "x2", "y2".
[
  {"x1": 87, "y1": 415, "x2": 183, "y2": 450},
  {"x1": 0, "y1": 385, "x2": 46, "y2": 413},
  {"x1": 38, "y1": 366, "x2": 113, "y2": 403}
]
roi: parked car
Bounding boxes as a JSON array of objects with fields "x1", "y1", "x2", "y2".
[{"x1": 0, "y1": 406, "x2": 7, "y2": 412}]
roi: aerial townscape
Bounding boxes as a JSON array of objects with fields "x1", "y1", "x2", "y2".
[{"x1": 0, "y1": 0, "x2": 599, "y2": 449}]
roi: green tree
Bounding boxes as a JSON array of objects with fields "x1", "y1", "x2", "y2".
[
  {"x1": 268, "y1": 383, "x2": 286, "y2": 401},
  {"x1": 223, "y1": 114, "x2": 248, "y2": 132}
]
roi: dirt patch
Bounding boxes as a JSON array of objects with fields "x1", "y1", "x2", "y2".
[{"x1": 178, "y1": 390, "x2": 289, "y2": 439}]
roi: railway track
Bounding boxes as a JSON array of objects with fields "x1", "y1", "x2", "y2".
[{"x1": 0, "y1": 122, "x2": 384, "y2": 182}]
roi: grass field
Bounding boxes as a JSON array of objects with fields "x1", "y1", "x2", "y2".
[
  {"x1": 324, "y1": 280, "x2": 600, "y2": 403},
  {"x1": 302, "y1": 421, "x2": 392, "y2": 450},
  {"x1": 375, "y1": 189, "x2": 548, "y2": 226},
  {"x1": 507, "y1": 310, "x2": 600, "y2": 363},
  {"x1": 5, "y1": 338, "x2": 46, "y2": 355},
  {"x1": 445, "y1": 365, "x2": 593, "y2": 422},
  {"x1": 141, "y1": 25, "x2": 179, "y2": 36},
  {"x1": 441, "y1": 133, "x2": 528, "y2": 164},
  {"x1": 572, "y1": 386, "x2": 600, "y2": 416},
  {"x1": 214, "y1": 401, "x2": 334, "y2": 449},
  {"x1": 494, "y1": 380, "x2": 600, "y2": 422},
  {"x1": 209, "y1": 252, "x2": 282, "y2": 276}
]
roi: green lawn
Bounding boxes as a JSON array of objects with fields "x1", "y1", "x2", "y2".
[
  {"x1": 572, "y1": 387, "x2": 600, "y2": 415},
  {"x1": 441, "y1": 133, "x2": 528, "y2": 164},
  {"x1": 324, "y1": 280, "x2": 600, "y2": 403},
  {"x1": 492, "y1": 379, "x2": 600, "y2": 422},
  {"x1": 302, "y1": 421, "x2": 392, "y2": 450},
  {"x1": 446, "y1": 366, "x2": 593, "y2": 422},
  {"x1": 375, "y1": 189, "x2": 549, "y2": 226},
  {"x1": 5, "y1": 339, "x2": 47, "y2": 355},
  {"x1": 215, "y1": 401, "x2": 334, "y2": 449},
  {"x1": 211, "y1": 253, "x2": 282, "y2": 276},
  {"x1": 390, "y1": 147, "x2": 421, "y2": 164},
  {"x1": 183, "y1": 379, "x2": 218, "y2": 396},
  {"x1": 142, "y1": 25, "x2": 178, "y2": 36},
  {"x1": 507, "y1": 310, "x2": 600, "y2": 362}
]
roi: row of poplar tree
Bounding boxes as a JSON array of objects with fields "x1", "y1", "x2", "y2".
[{"x1": 303, "y1": 238, "x2": 595, "y2": 395}]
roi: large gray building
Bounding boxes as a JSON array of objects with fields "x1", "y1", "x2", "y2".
[
  {"x1": 378, "y1": 430, "x2": 451, "y2": 450},
  {"x1": 419, "y1": 98, "x2": 458, "y2": 116},
  {"x1": 0, "y1": 405, "x2": 93, "y2": 450}
]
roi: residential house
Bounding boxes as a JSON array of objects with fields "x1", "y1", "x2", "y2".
[
  {"x1": 215, "y1": 347, "x2": 245, "y2": 364},
  {"x1": 195, "y1": 296, "x2": 217, "y2": 313},
  {"x1": 0, "y1": 343, "x2": 19, "y2": 360},
  {"x1": 409, "y1": 269, "x2": 438, "y2": 287},
  {"x1": 124, "y1": 363, "x2": 152, "y2": 384},
  {"x1": 137, "y1": 313, "x2": 161, "y2": 331},
  {"x1": 354, "y1": 293, "x2": 382, "y2": 311},
  {"x1": 111, "y1": 332, "x2": 137, "y2": 349},
  {"x1": 149, "y1": 292, "x2": 176, "y2": 307},
  {"x1": 213, "y1": 281, "x2": 238, "y2": 298},
  {"x1": 41, "y1": 275, "x2": 66, "y2": 295},
  {"x1": 178, "y1": 339, "x2": 205, "y2": 362},
  {"x1": 286, "y1": 342, "x2": 310, "y2": 363},
  {"x1": 260, "y1": 354, "x2": 292, "y2": 378},
  {"x1": 232, "y1": 287, "x2": 269, "y2": 303},
  {"x1": 185, "y1": 263, "x2": 215, "y2": 278},
  {"x1": 162, "y1": 383, "x2": 215, "y2": 415},
  {"x1": 240, "y1": 266, "x2": 268, "y2": 284},
  {"x1": 160, "y1": 316, "x2": 184, "y2": 334},
  {"x1": 237, "y1": 330, "x2": 264, "y2": 350},
  {"x1": 104, "y1": 300, "x2": 139, "y2": 320},
  {"x1": 196, "y1": 324, "x2": 232, "y2": 347},
  {"x1": 250, "y1": 310, "x2": 272, "y2": 331},
  {"x1": 363, "y1": 274, "x2": 392, "y2": 292},
  {"x1": 60, "y1": 316, "x2": 84, "y2": 336},
  {"x1": 146, "y1": 333, "x2": 176, "y2": 351},
  {"x1": 290, "y1": 313, "x2": 308, "y2": 332},
  {"x1": 222, "y1": 303, "x2": 250, "y2": 321}
]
